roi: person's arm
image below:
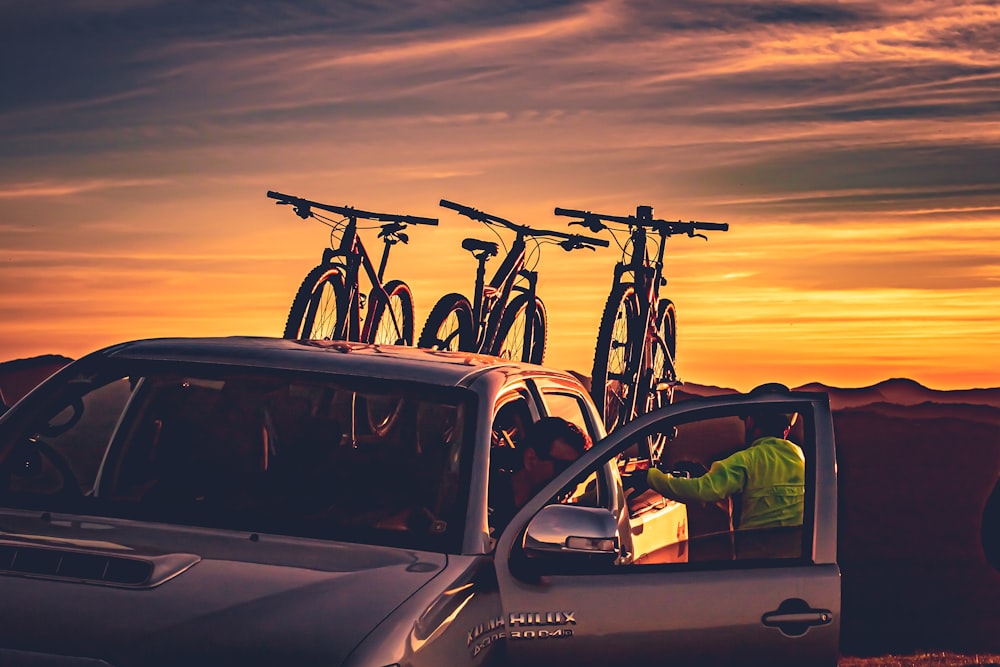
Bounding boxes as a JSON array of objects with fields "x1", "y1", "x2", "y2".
[{"x1": 647, "y1": 453, "x2": 747, "y2": 504}]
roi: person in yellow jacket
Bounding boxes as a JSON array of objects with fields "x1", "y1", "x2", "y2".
[{"x1": 624, "y1": 407, "x2": 804, "y2": 557}]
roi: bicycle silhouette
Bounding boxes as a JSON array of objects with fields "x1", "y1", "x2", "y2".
[
  {"x1": 268, "y1": 190, "x2": 438, "y2": 345},
  {"x1": 555, "y1": 204, "x2": 728, "y2": 452},
  {"x1": 418, "y1": 199, "x2": 608, "y2": 364}
]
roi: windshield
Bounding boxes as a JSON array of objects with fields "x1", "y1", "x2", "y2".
[{"x1": 0, "y1": 359, "x2": 474, "y2": 553}]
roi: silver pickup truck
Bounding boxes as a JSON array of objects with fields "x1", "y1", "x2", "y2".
[{"x1": 0, "y1": 337, "x2": 839, "y2": 666}]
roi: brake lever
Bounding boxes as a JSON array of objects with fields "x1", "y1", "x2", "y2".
[
  {"x1": 559, "y1": 239, "x2": 596, "y2": 252},
  {"x1": 569, "y1": 219, "x2": 607, "y2": 233},
  {"x1": 689, "y1": 231, "x2": 708, "y2": 241},
  {"x1": 379, "y1": 222, "x2": 406, "y2": 238},
  {"x1": 292, "y1": 204, "x2": 312, "y2": 219}
]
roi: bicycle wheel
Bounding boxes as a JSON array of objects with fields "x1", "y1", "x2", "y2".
[
  {"x1": 640, "y1": 299, "x2": 677, "y2": 415},
  {"x1": 493, "y1": 294, "x2": 546, "y2": 365},
  {"x1": 639, "y1": 300, "x2": 677, "y2": 463},
  {"x1": 591, "y1": 283, "x2": 641, "y2": 432},
  {"x1": 418, "y1": 294, "x2": 476, "y2": 352},
  {"x1": 283, "y1": 264, "x2": 347, "y2": 339},
  {"x1": 365, "y1": 392, "x2": 405, "y2": 437},
  {"x1": 367, "y1": 280, "x2": 415, "y2": 346}
]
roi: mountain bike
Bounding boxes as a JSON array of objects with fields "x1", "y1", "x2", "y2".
[
  {"x1": 267, "y1": 190, "x2": 438, "y2": 346},
  {"x1": 418, "y1": 199, "x2": 608, "y2": 364},
  {"x1": 554, "y1": 204, "x2": 728, "y2": 457}
]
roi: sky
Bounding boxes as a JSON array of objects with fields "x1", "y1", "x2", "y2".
[{"x1": 1, "y1": 0, "x2": 998, "y2": 392}]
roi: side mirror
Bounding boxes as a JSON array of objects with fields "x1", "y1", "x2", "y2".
[{"x1": 522, "y1": 504, "x2": 619, "y2": 558}]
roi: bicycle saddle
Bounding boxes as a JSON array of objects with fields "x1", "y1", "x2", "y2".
[{"x1": 461, "y1": 238, "x2": 499, "y2": 258}]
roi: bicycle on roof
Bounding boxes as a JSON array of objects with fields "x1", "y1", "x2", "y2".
[
  {"x1": 267, "y1": 190, "x2": 438, "y2": 346},
  {"x1": 418, "y1": 199, "x2": 608, "y2": 365},
  {"x1": 554, "y1": 204, "x2": 728, "y2": 459}
]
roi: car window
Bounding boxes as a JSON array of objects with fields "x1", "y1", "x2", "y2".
[
  {"x1": 487, "y1": 390, "x2": 539, "y2": 543},
  {"x1": 629, "y1": 406, "x2": 811, "y2": 566},
  {"x1": 1, "y1": 375, "x2": 134, "y2": 497},
  {"x1": 0, "y1": 361, "x2": 475, "y2": 554},
  {"x1": 540, "y1": 390, "x2": 593, "y2": 440},
  {"x1": 542, "y1": 403, "x2": 814, "y2": 568}
]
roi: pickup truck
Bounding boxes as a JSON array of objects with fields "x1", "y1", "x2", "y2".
[{"x1": 0, "y1": 337, "x2": 839, "y2": 666}]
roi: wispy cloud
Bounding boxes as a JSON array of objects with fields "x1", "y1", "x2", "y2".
[{"x1": 0, "y1": 178, "x2": 168, "y2": 199}]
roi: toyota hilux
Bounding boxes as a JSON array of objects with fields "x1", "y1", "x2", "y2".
[{"x1": 0, "y1": 337, "x2": 839, "y2": 666}]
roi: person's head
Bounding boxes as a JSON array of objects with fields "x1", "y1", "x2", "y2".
[
  {"x1": 741, "y1": 410, "x2": 797, "y2": 444},
  {"x1": 520, "y1": 417, "x2": 591, "y2": 491}
]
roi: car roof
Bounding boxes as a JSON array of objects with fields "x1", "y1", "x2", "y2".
[{"x1": 96, "y1": 336, "x2": 574, "y2": 389}]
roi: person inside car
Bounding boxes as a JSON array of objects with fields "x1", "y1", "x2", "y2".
[{"x1": 488, "y1": 416, "x2": 591, "y2": 538}]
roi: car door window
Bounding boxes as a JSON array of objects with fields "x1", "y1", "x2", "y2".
[
  {"x1": 540, "y1": 390, "x2": 593, "y2": 439},
  {"x1": 536, "y1": 402, "x2": 815, "y2": 568},
  {"x1": 622, "y1": 405, "x2": 812, "y2": 566}
]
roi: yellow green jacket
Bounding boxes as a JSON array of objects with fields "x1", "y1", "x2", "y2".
[{"x1": 647, "y1": 436, "x2": 805, "y2": 529}]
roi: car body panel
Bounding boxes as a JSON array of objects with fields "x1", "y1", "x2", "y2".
[{"x1": 0, "y1": 510, "x2": 446, "y2": 666}]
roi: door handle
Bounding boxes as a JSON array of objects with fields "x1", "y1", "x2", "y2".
[{"x1": 762, "y1": 598, "x2": 833, "y2": 637}]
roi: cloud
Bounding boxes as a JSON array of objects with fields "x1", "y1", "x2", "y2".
[{"x1": 0, "y1": 178, "x2": 168, "y2": 199}]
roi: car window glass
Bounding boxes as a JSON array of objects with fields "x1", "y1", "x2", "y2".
[
  {"x1": 621, "y1": 407, "x2": 811, "y2": 566},
  {"x1": 2, "y1": 375, "x2": 133, "y2": 497},
  {"x1": 540, "y1": 391, "x2": 592, "y2": 439},
  {"x1": 487, "y1": 391, "x2": 536, "y2": 543},
  {"x1": 0, "y1": 364, "x2": 475, "y2": 554},
  {"x1": 533, "y1": 404, "x2": 814, "y2": 570}
]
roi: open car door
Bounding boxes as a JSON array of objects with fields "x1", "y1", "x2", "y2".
[{"x1": 495, "y1": 387, "x2": 840, "y2": 667}]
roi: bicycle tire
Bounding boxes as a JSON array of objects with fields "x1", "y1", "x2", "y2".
[
  {"x1": 418, "y1": 293, "x2": 476, "y2": 352},
  {"x1": 493, "y1": 294, "x2": 546, "y2": 365},
  {"x1": 640, "y1": 299, "x2": 677, "y2": 416},
  {"x1": 367, "y1": 280, "x2": 415, "y2": 346},
  {"x1": 638, "y1": 300, "x2": 677, "y2": 463},
  {"x1": 365, "y1": 392, "x2": 406, "y2": 438},
  {"x1": 591, "y1": 283, "x2": 641, "y2": 433},
  {"x1": 283, "y1": 264, "x2": 347, "y2": 339}
]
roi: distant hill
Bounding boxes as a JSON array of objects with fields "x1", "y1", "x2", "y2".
[
  {"x1": 796, "y1": 378, "x2": 1000, "y2": 410},
  {"x1": 0, "y1": 354, "x2": 73, "y2": 407},
  {"x1": 672, "y1": 377, "x2": 1000, "y2": 410}
]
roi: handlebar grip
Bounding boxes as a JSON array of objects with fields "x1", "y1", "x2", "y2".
[
  {"x1": 580, "y1": 235, "x2": 610, "y2": 247},
  {"x1": 439, "y1": 199, "x2": 465, "y2": 212},
  {"x1": 694, "y1": 222, "x2": 729, "y2": 231},
  {"x1": 267, "y1": 190, "x2": 297, "y2": 202},
  {"x1": 554, "y1": 207, "x2": 591, "y2": 218},
  {"x1": 402, "y1": 215, "x2": 439, "y2": 226}
]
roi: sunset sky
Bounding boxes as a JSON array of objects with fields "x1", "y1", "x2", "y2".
[{"x1": 1, "y1": 1, "x2": 998, "y2": 392}]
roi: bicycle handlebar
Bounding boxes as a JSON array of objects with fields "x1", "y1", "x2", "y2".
[
  {"x1": 268, "y1": 191, "x2": 439, "y2": 226},
  {"x1": 554, "y1": 206, "x2": 729, "y2": 236},
  {"x1": 440, "y1": 199, "x2": 609, "y2": 249}
]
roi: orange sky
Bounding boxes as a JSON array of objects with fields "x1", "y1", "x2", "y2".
[{"x1": 1, "y1": 0, "x2": 998, "y2": 391}]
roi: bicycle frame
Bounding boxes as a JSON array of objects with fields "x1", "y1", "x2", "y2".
[
  {"x1": 469, "y1": 233, "x2": 536, "y2": 355},
  {"x1": 613, "y1": 217, "x2": 675, "y2": 377},
  {"x1": 319, "y1": 216, "x2": 403, "y2": 342}
]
